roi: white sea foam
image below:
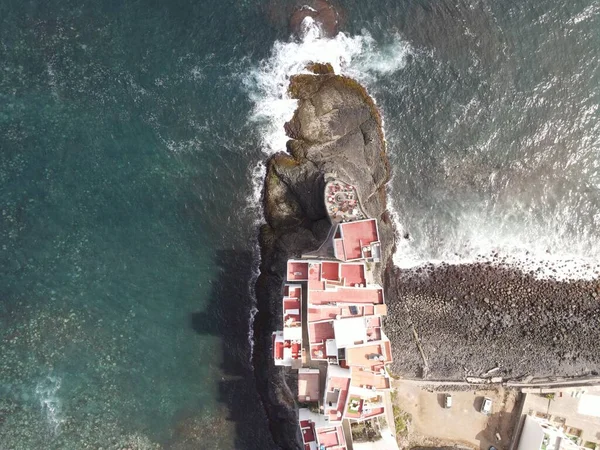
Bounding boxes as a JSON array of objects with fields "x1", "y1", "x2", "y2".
[
  {"x1": 243, "y1": 17, "x2": 599, "y2": 283},
  {"x1": 244, "y1": 160, "x2": 267, "y2": 363},
  {"x1": 241, "y1": 20, "x2": 412, "y2": 361},
  {"x1": 567, "y1": 2, "x2": 600, "y2": 25},
  {"x1": 35, "y1": 374, "x2": 65, "y2": 434},
  {"x1": 243, "y1": 18, "x2": 412, "y2": 156}
]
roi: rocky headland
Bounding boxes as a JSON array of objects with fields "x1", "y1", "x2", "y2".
[
  {"x1": 251, "y1": 55, "x2": 600, "y2": 450},
  {"x1": 252, "y1": 66, "x2": 395, "y2": 449}
]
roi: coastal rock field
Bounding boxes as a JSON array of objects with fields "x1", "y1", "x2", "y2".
[{"x1": 384, "y1": 263, "x2": 600, "y2": 380}]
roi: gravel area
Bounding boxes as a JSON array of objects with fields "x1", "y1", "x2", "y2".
[{"x1": 384, "y1": 263, "x2": 600, "y2": 380}]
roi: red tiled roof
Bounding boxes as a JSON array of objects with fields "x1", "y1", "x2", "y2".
[
  {"x1": 288, "y1": 261, "x2": 309, "y2": 280},
  {"x1": 274, "y1": 340, "x2": 283, "y2": 360},
  {"x1": 309, "y1": 287, "x2": 383, "y2": 305},
  {"x1": 322, "y1": 261, "x2": 340, "y2": 280},
  {"x1": 340, "y1": 264, "x2": 365, "y2": 286},
  {"x1": 340, "y1": 219, "x2": 379, "y2": 261}
]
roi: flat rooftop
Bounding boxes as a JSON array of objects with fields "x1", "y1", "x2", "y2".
[
  {"x1": 288, "y1": 261, "x2": 309, "y2": 281},
  {"x1": 325, "y1": 375, "x2": 350, "y2": 422},
  {"x1": 307, "y1": 304, "x2": 376, "y2": 323},
  {"x1": 346, "y1": 341, "x2": 393, "y2": 372},
  {"x1": 350, "y1": 367, "x2": 390, "y2": 390},
  {"x1": 298, "y1": 369, "x2": 320, "y2": 403},
  {"x1": 316, "y1": 424, "x2": 347, "y2": 449},
  {"x1": 309, "y1": 287, "x2": 383, "y2": 305},
  {"x1": 337, "y1": 219, "x2": 379, "y2": 261}
]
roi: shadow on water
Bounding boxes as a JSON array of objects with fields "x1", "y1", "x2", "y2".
[{"x1": 189, "y1": 249, "x2": 276, "y2": 450}]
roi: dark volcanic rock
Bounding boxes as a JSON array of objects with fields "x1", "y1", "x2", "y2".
[
  {"x1": 254, "y1": 72, "x2": 394, "y2": 449},
  {"x1": 289, "y1": 0, "x2": 340, "y2": 37},
  {"x1": 384, "y1": 263, "x2": 600, "y2": 380}
]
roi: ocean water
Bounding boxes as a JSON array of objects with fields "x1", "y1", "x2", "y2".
[{"x1": 1, "y1": 0, "x2": 598, "y2": 449}]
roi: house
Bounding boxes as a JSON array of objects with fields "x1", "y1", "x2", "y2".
[
  {"x1": 272, "y1": 284, "x2": 303, "y2": 368},
  {"x1": 333, "y1": 219, "x2": 381, "y2": 262}
]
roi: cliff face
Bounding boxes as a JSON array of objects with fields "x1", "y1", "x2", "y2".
[{"x1": 253, "y1": 68, "x2": 395, "y2": 449}]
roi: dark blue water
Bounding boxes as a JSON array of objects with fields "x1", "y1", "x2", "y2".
[{"x1": 1, "y1": 0, "x2": 598, "y2": 448}]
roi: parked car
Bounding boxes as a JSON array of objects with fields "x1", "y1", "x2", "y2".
[
  {"x1": 480, "y1": 397, "x2": 493, "y2": 415},
  {"x1": 444, "y1": 394, "x2": 452, "y2": 408}
]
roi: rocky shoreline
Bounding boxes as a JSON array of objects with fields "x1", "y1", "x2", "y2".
[
  {"x1": 384, "y1": 263, "x2": 600, "y2": 381},
  {"x1": 252, "y1": 66, "x2": 395, "y2": 449}
]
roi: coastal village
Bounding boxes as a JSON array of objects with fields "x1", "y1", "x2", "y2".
[
  {"x1": 272, "y1": 178, "x2": 397, "y2": 450},
  {"x1": 270, "y1": 178, "x2": 600, "y2": 450}
]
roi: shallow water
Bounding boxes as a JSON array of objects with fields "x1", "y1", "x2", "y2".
[{"x1": 1, "y1": 0, "x2": 598, "y2": 448}]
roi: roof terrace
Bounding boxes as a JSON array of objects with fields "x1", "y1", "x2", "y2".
[
  {"x1": 346, "y1": 340, "x2": 393, "y2": 372},
  {"x1": 333, "y1": 219, "x2": 380, "y2": 262},
  {"x1": 345, "y1": 392, "x2": 385, "y2": 421},
  {"x1": 316, "y1": 424, "x2": 347, "y2": 450},
  {"x1": 323, "y1": 366, "x2": 351, "y2": 423},
  {"x1": 298, "y1": 368, "x2": 320, "y2": 403}
]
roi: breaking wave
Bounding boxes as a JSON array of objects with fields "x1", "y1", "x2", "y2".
[
  {"x1": 242, "y1": 17, "x2": 411, "y2": 155},
  {"x1": 242, "y1": 16, "x2": 599, "y2": 284},
  {"x1": 35, "y1": 374, "x2": 65, "y2": 435}
]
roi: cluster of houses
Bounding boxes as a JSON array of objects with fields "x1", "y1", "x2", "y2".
[{"x1": 272, "y1": 194, "x2": 394, "y2": 450}]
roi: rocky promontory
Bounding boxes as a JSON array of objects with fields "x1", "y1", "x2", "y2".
[{"x1": 252, "y1": 66, "x2": 395, "y2": 449}]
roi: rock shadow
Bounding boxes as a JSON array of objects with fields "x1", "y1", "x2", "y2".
[{"x1": 189, "y1": 249, "x2": 277, "y2": 450}]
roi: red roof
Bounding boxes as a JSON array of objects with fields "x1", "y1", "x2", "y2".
[
  {"x1": 273, "y1": 338, "x2": 284, "y2": 360},
  {"x1": 339, "y1": 219, "x2": 379, "y2": 261},
  {"x1": 340, "y1": 264, "x2": 365, "y2": 286},
  {"x1": 300, "y1": 420, "x2": 316, "y2": 444},
  {"x1": 316, "y1": 424, "x2": 347, "y2": 449},
  {"x1": 322, "y1": 261, "x2": 340, "y2": 281},
  {"x1": 288, "y1": 261, "x2": 309, "y2": 280}
]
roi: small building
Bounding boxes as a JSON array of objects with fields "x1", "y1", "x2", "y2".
[
  {"x1": 298, "y1": 368, "x2": 320, "y2": 403},
  {"x1": 323, "y1": 365, "x2": 352, "y2": 423},
  {"x1": 299, "y1": 408, "x2": 348, "y2": 450},
  {"x1": 333, "y1": 219, "x2": 381, "y2": 262},
  {"x1": 516, "y1": 390, "x2": 600, "y2": 450},
  {"x1": 272, "y1": 283, "x2": 303, "y2": 368}
]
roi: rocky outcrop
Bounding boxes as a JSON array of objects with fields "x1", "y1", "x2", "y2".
[
  {"x1": 384, "y1": 263, "x2": 600, "y2": 381},
  {"x1": 253, "y1": 69, "x2": 394, "y2": 449}
]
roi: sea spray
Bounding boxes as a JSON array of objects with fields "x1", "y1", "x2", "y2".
[
  {"x1": 243, "y1": 17, "x2": 412, "y2": 156},
  {"x1": 35, "y1": 374, "x2": 65, "y2": 435},
  {"x1": 242, "y1": 18, "x2": 412, "y2": 363},
  {"x1": 243, "y1": 11, "x2": 599, "y2": 282}
]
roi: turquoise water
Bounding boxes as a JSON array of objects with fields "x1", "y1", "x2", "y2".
[
  {"x1": 0, "y1": 1, "x2": 278, "y2": 448},
  {"x1": 2, "y1": 0, "x2": 599, "y2": 448}
]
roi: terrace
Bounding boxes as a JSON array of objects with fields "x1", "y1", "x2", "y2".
[
  {"x1": 316, "y1": 424, "x2": 347, "y2": 450},
  {"x1": 325, "y1": 179, "x2": 365, "y2": 224},
  {"x1": 288, "y1": 261, "x2": 309, "y2": 281},
  {"x1": 346, "y1": 393, "x2": 385, "y2": 421},
  {"x1": 322, "y1": 261, "x2": 340, "y2": 281},
  {"x1": 298, "y1": 368, "x2": 320, "y2": 403},
  {"x1": 308, "y1": 286, "x2": 384, "y2": 306},
  {"x1": 350, "y1": 367, "x2": 390, "y2": 390},
  {"x1": 324, "y1": 367, "x2": 351, "y2": 422},
  {"x1": 333, "y1": 219, "x2": 381, "y2": 262},
  {"x1": 307, "y1": 304, "x2": 376, "y2": 323},
  {"x1": 346, "y1": 341, "x2": 392, "y2": 372}
]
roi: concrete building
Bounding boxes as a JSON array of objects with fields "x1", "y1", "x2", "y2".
[{"x1": 515, "y1": 388, "x2": 600, "y2": 450}]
